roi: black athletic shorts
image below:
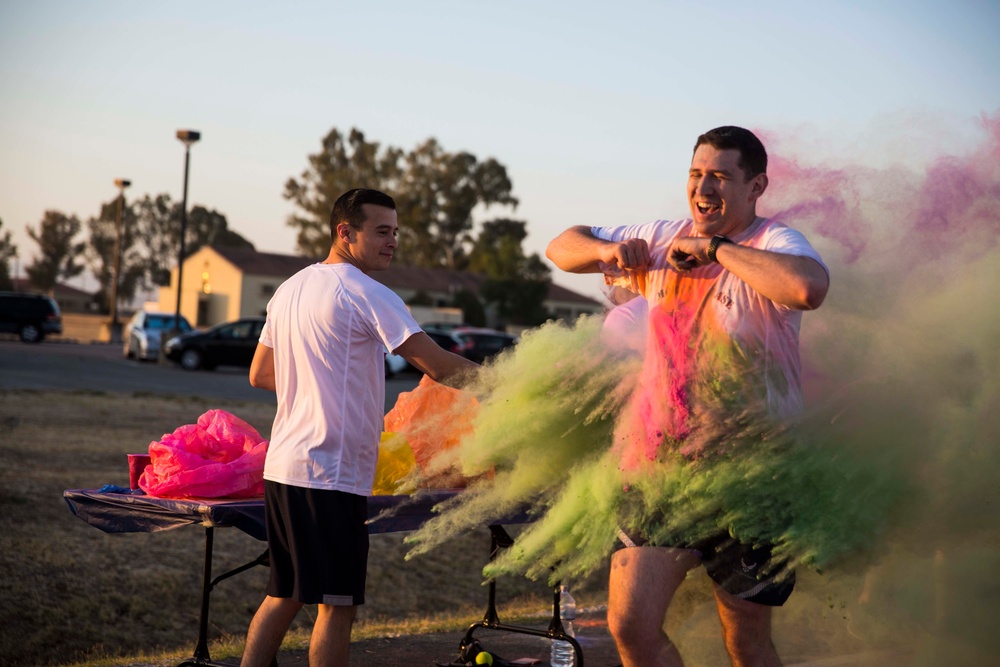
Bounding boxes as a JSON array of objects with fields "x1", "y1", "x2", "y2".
[
  {"x1": 264, "y1": 480, "x2": 369, "y2": 605},
  {"x1": 616, "y1": 528, "x2": 795, "y2": 607}
]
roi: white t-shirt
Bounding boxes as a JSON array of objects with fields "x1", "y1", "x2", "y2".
[
  {"x1": 594, "y1": 217, "x2": 827, "y2": 461},
  {"x1": 601, "y1": 296, "x2": 648, "y2": 355},
  {"x1": 259, "y1": 262, "x2": 421, "y2": 494}
]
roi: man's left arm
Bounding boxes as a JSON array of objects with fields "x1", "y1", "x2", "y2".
[
  {"x1": 667, "y1": 237, "x2": 829, "y2": 310},
  {"x1": 395, "y1": 332, "x2": 479, "y2": 387}
]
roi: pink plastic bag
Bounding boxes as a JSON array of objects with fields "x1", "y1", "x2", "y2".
[{"x1": 140, "y1": 409, "x2": 269, "y2": 498}]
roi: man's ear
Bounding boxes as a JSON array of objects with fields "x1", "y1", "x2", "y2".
[
  {"x1": 336, "y1": 222, "x2": 354, "y2": 243},
  {"x1": 749, "y1": 173, "x2": 768, "y2": 202}
]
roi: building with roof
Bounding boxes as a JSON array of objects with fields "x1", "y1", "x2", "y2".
[
  {"x1": 155, "y1": 245, "x2": 602, "y2": 330},
  {"x1": 11, "y1": 278, "x2": 96, "y2": 313}
]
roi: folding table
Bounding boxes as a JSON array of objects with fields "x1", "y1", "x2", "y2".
[{"x1": 63, "y1": 489, "x2": 582, "y2": 666}]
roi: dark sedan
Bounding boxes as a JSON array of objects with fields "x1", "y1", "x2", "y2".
[
  {"x1": 163, "y1": 317, "x2": 264, "y2": 370},
  {"x1": 424, "y1": 326, "x2": 518, "y2": 364}
]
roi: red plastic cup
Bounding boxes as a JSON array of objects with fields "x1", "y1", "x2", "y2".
[{"x1": 127, "y1": 453, "x2": 152, "y2": 490}]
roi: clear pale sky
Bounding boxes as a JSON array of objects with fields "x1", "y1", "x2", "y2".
[{"x1": 2, "y1": 0, "x2": 998, "y2": 300}]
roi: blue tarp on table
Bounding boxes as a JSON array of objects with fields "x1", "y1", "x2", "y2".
[{"x1": 63, "y1": 488, "x2": 465, "y2": 540}]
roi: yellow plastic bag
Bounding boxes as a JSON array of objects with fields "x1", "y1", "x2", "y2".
[{"x1": 372, "y1": 432, "x2": 417, "y2": 495}]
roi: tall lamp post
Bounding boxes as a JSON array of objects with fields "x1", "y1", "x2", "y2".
[
  {"x1": 173, "y1": 129, "x2": 200, "y2": 333},
  {"x1": 108, "y1": 178, "x2": 131, "y2": 342}
]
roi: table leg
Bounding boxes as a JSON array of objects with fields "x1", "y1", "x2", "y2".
[
  {"x1": 457, "y1": 525, "x2": 585, "y2": 666},
  {"x1": 176, "y1": 529, "x2": 272, "y2": 667},
  {"x1": 178, "y1": 527, "x2": 228, "y2": 667}
]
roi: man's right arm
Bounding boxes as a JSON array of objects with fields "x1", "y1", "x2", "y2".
[
  {"x1": 395, "y1": 332, "x2": 478, "y2": 388},
  {"x1": 545, "y1": 225, "x2": 651, "y2": 274},
  {"x1": 249, "y1": 343, "x2": 276, "y2": 391}
]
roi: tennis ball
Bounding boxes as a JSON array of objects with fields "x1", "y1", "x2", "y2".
[{"x1": 475, "y1": 651, "x2": 493, "y2": 665}]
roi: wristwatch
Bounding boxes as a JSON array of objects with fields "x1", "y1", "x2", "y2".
[{"x1": 707, "y1": 235, "x2": 732, "y2": 263}]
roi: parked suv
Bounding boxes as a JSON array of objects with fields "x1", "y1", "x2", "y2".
[{"x1": 0, "y1": 292, "x2": 62, "y2": 343}]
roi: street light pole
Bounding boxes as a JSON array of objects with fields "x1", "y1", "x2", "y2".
[
  {"x1": 173, "y1": 129, "x2": 200, "y2": 332},
  {"x1": 108, "y1": 178, "x2": 131, "y2": 342}
]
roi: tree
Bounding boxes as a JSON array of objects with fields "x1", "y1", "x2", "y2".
[
  {"x1": 451, "y1": 288, "x2": 486, "y2": 327},
  {"x1": 186, "y1": 205, "x2": 255, "y2": 253},
  {"x1": 0, "y1": 217, "x2": 16, "y2": 290},
  {"x1": 87, "y1": 194, "x2": 253, "y2": 312},
  {"x1": 129, "y1": 194, "x2": 254, "y2": 289},
  {"x1": 394, "y1": 139, "x2": 518, "y2": 269},
  {"x1": 132, "y1": 193, "x2": 179, "y2": 287},
  {"x1": 468, "y1": 218, "x2": 552, "y2": 326},
  {"x1": 285, "y1": 127, "x2": 550, "y2": 322},
  {"x1": 284, "y1": 128, "x2": 403, "y2": 258},
  {"x1": 480, "y1": 255, "x2": 552, "y2": 326},
  {"x1": 284, "y1": 127, "x2": 517, "y2": 266},
  {"x1": 86, "y1": 197, "x2": 145, "y2": 312},
  {"x1": 25, "y1": 210, "x2": 86, "y2": 293},
  {"x1": 467, "y1": 218, "x2": 534, "y2": 277}
]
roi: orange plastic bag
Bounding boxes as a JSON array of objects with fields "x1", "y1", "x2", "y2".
[
  {"x1": 141, "y1": 409, "x2": 268, "y2": 498},
  {"x1": 383, "y1": 375, "x2": 479, "y2": 488}
]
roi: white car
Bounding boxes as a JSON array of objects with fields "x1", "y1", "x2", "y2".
[
  {"x1": 385, "y1": 347, "x2": 408, "y2": 377},
  {"x1": 123, "y1": 310, "x2": 192, "y2": 360}
]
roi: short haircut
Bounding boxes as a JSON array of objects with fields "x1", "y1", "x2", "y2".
[
  {"x1": 693, "y1": 126, "x2": 768, "y2": 180},
  {"x1": 329, "y1": 188, "x2": 396, "y2": 240}
]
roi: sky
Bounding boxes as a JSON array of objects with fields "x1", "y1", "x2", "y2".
[{"x1": 2, "y1": 0, "x2": 999, "y2": 301}]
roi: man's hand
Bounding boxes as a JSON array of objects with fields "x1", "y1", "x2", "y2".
[
  {"x1": 600, "y1": 237, "x2": 652, "y2": 273},
  {"x1": 666, "y1": 236, "x2": 710, "y2": 272},
  {"x1": 668, "y1": 236, "x2": 830, "y2": 310},
  {"x1": 546, "y1": 226, "x2": 651, "y2": 275}
]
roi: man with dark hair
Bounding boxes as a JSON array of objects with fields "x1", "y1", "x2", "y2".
[
  {"x1": 546, "y1": 127, "x2": 829, "y2": 666},
  {"x1": 241, "y1": 188, "x2": 478, "y2": 667},
  {"x1": 329, "y1": 187, "x2": 398, "y2": 235},
  {"x1": 696, "y1": 125, "x2": 769, "y2": 178}
]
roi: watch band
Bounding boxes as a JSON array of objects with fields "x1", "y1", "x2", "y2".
[{"x1": 707, "y1": 235, "x2": 731, "y2": 263}]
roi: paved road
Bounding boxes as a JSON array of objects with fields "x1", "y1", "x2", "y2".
[{"x1": 0, "y1": 339, "x2": 421, "y2": 410}]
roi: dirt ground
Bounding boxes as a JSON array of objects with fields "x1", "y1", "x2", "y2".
[
  {"x1": 197, "y1": 607, "x2": 913, "y2": 667},
  {"x1": 215, "y1": 611, "x2": 625, "y2": 667}
]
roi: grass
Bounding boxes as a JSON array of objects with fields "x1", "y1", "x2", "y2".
[
  {"x1": 5, "y1": 386, "x2": 946, "y2": 667},
  {"x1": 0, "y1": 389, "x2": 609, "y2": 667}
]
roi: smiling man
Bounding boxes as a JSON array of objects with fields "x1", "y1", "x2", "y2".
[
  {"x1": 241, "y1": 188, "x2": 477, "y2": 667},
  {"x1": 546, "y1": 127, "x2": 829, "y2": 667}
]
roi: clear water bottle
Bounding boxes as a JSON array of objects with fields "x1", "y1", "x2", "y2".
[{"x1": 550, "y1": 584, "x2": 576, "y2": 667}]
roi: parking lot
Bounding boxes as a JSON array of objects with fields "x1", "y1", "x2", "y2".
[{"x1": 0, "y1": 339, "x2": 421, "y2": 410}]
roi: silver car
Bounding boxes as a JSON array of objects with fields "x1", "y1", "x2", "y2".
[{"x1": 123, "y1": 310, "x2": 192, "y2": 360}]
